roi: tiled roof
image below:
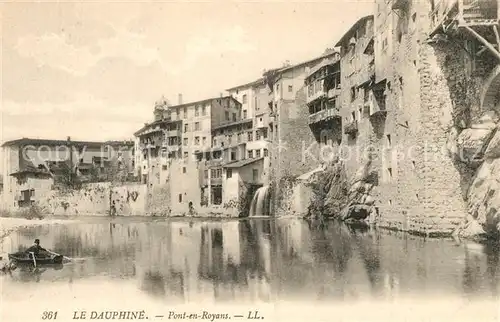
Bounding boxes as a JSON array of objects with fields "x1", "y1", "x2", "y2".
[
  {"x1": 226, "y1": 78, "x2": 266, "y2": 91},
  {"x1": 223, "y1": 157, "x2": 264, "y2": 168},
  {"x1": 335, "y1": 15, "x2": 374, "y2": 47},
  {"x1": 1, "y1": 138, "x2": 134, "y2": 148},
  {"x1": 212, "y1": 119, "x2": 253, "y2": 131}
]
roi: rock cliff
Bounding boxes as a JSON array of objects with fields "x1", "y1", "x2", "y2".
[{"x1": 448, "y1": 110, "x2": 500, "y2": 239}]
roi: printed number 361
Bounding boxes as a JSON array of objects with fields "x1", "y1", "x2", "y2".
[{"x1": 42, "y1": 311, "x2": 58, "y2": 320}]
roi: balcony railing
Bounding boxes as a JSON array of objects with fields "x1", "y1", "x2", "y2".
[
  {"x1": 307, "y1": 90, "x2": 326, "y2": 104},
  {"x1": 166, "y1": 144, "x2": 180, "y2": 152},
  {"x1": 344, "y1": 121, "x2": 358, "y2": 136},
  {"x1": 166, "y1": 129, "x2": 181, "y2": 137},
  {"x1": 327, "y1": 87, "x2": 341, "y2": 99},
  {"x1": 210, "y1": 177, "x2": 222, "y2": 185},
  {"x1": 140, "y1": 143, "x2": 157, "y2": 150},
  {"x1": 308, "y1": 108, "x2": 341, "y2": 125}
]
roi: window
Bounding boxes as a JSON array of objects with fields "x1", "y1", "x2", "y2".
[
  {"x1": 195, "y1": 122, "x2": 200, "y2": 131},
  {"x1": 237, "y1": 133, "x2": 242, "y2": 143},
  {"x1": 176, "y1": 108, "x2": 180, "y2": 119},
  {"x1": 227, "y1": 168, "x2": 233, "y2": 178},
  {"x1": 183, "y1": 107, "x2": 187, "y2": 118},
  {"x1": 386, "y1": 134, "x2": 392, "y2": 146},
  {"x1": 351, "y1": 111, "x2": 356, "y2": 121},
  {"x1": 211, "y1": 168, "x2": 222, "y2": 178},
  {"x1": 195, "y1": 136, "x2": 200, "y2": 145},
  {"x1": 183, "y1": 138, "x2": 188, "y2": 146},
  {"x1": 195, "y1": 106, "x2": 199, "y2": 117},
  {"x1": 225, "y1": 111, "x2": 229, "y2": 121},
  {"x1": 276, "y1": 84, "x2": 280, "y2": 91},
  {"x1": 288, "y1": 85, "x2": 293, "y2": 92},
  {"x1": 231, "y1": 151, "x2": 236, "y2": 161},
  {"x1": 183, "y1": 167, "x2": 187, "y2": 173},
  {"x1": 183, "y1": 152, "x2": 188, "y2": 159},
  {"x1": 232, "y1": 113, "x2": 236, "y2": 122},
  {"x1": 243, "y1": 110, "x2": 248, "y2": 119},
  {"x1": 263, "y1": 128, "x2": 268, "y2": 139},
  {"x1": 247, "y1": 131, "x2": 253, "y2": 141},
  {"x1": 351, "y1": 87, "x2": 356, "y2": 102},
  {"x1": 162, "y1": 165, "x2": 168, "y2": 170},
  {"x1": 264, "y1": 149, "x2": 269, "y2": 157},
  {"x1": 204, "y1": 170, "x2": 208, "y2": 179},
  {"x1": 256, "y1": 131, "x2": 262, "y2": 140},
  {"x1": 202, "y1": 137, "x2": 207, "y2": 145},
  {"x1": 252, "y1": 169, "x2": 258, "y2": 181},
  {"x1": 322, "y1": 136, "x2": 327, "y2": 145},
  {"x1": 179, "y1": 194, "x2": 182, "y2": 203},
  {"x1": 256, "y1": 149, "x2": 261, "y2": 158},
  {"x1": 242, "y1": 94, "x2": 247, "y2": 104},
  {"x1": 228, "y1": 135, "x2": 233, "y2": 145},
  {"x1": 184, "y1": 124, "x2": 189, "y2": 133},
  {"x1": 202, "y1": 105, "x2": 207, "y2": 116},
  {"x1": 248, "y1": 150, "x2": 253, "y2": 158}
]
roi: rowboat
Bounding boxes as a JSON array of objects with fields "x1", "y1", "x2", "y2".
[{"x1": 8, "y1": 251, "x2": 64, "y2": 266}]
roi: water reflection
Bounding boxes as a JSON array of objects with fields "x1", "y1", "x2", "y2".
[{"x1": 2, "y1": 218, "x2": 499, "y2": 303}]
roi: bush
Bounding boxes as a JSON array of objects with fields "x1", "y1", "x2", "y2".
[
  {"x1": 0, "y1": 203, "x2": 47, "y2": 220},
  {"x1": 17, "y1": 204, "x2": 46, "y2": 220}
]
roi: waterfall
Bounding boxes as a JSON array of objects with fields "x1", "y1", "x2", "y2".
[{"x1": 248, "y1": 186, "x2": 270, "y2": 217}]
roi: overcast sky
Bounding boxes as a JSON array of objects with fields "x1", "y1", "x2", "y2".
[{"x1": 1, "y1": 0, "x2": 373, "y2": 144}]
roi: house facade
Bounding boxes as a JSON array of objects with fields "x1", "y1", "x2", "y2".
[{"x1": 1, "y1": 138, "x2": 134, "y2": 210}]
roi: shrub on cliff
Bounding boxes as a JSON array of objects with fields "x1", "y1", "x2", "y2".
[{"x1": 306, "y1": 161, "x2": 349, "y2": 220}]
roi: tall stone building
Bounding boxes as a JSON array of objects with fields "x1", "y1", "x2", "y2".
[
  {"x1": 135, "y1": 95, "x2": 243, "y2": 215},
  {"x1": 263, "y1": 52, "x2": 340, "y2": 213},
  {"x1": 328, "y1": 0, "x2": 500, "y2": 235}
]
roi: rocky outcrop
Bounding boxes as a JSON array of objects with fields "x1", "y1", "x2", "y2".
[
  {"x1": 305, "y1": 159, "x2": 376, "y2": 225},
  {"x1": 449, "y1": 111, "x2": 498, "y2": 165},
  {"x1": 453, "y1": 110, "x2": 500, "y2": 239},
  {"x1": 341, "y1": 205, "x2": 372, "y2": 222},
  {"x1": 464, "y1": 158, "x2": 500, "y2": 236}
]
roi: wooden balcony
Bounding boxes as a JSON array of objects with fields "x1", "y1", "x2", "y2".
[
  {"x1": 307, "y1": 90, "x2": 327, "y2": 105},
  {"x1": 166, "y1": 143, "x2": 181, "y2": 152},
  {"x1": 430, "y1": 0, "x2": 500, "y2": 62},
  {"x1": 344, "y1": 121, "x2": 358, "y2": 136},
  {"x1": 166, "y1": 129, "x2": 181, "y2": 137},
  {"x1": 327, "y1": 87, "x2": 341, "y2": 99},
  {"x1": 210, "y1": 177, "x2": 222, "y2": 185},
  {"x1": 430, "y1": 0, "x2": 499, "y2": 34},
  {"x1": 308, "y1": 108, "x2": 341, "y2": 125}
]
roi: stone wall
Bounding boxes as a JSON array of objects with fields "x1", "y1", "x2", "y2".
[
  {"x1": 38, "y1": 182, "x2": 147, "y2": 216},
  {"x1": 271, "y1": 87, "x2": 321, "y2": 214}
]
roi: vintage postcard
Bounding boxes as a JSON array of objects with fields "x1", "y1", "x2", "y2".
[{"x1": 1, "y1": 0, "x2": 499, "y2": 321}]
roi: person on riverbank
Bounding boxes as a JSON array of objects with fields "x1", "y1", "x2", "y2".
[{"x1": 25, "y1": 239, "x2": 46, "y2": 255}]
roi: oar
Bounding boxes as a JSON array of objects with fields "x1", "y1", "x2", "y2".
[
  {"x1": 29, "y1": 252, "x2": 37, "y2": 268},
  {"x1": 45, "y1": 250, "x2": 75, "y2": 262}
]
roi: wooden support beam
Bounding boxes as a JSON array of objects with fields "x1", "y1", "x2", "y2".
[
  {"x1": 476, "y1": 46, "x2": 488, "y2": 56},
  {"x1": 462, "y1": 25, "x2": 500, "y2": 62},
  {"x1": 493, "y1": 25, "x2": 500, "y2": 49}
]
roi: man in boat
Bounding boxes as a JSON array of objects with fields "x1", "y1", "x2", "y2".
[{"x1": 25, "y1": 239, "x2": 47, "y2": 255}]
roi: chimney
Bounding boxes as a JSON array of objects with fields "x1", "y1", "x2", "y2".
[
  {"x1": 178, "y1": 93, "x2": 183, "y2": 105},
  {"x1": 220, "y1": 92, "x2": 223, "y2": 98}
]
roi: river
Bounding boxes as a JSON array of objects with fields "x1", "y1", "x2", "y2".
[{"x1": 1, "y1": 217, "x2": 499, "y2": 321}]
